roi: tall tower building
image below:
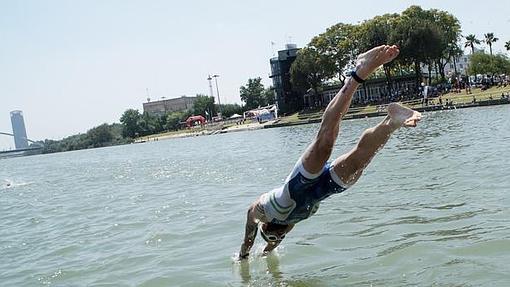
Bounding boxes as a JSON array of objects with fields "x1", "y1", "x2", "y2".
[
  {"x1": 10, "y1": 110, "x2": 29, "y2": 149},
  {"x1": 269, "y1": 43, "x2": 300, "y2": 114}
]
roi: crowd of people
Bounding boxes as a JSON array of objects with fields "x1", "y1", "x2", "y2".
[
  {"x1": 300, "y1": 74, "x2": 509, "y2": 114},
  {"x1": 347, "y1": 74, "x2": 509, "y2": 109}
]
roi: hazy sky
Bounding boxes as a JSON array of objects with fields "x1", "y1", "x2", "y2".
[{"x1": 1, "y1": 0, "x2": 509, "y2": 148}]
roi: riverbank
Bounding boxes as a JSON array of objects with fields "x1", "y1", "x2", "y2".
[
  {"x1": 269, "y1": 97, "x2": 510, "y2": 129},
  {"x1": 136, "y1": 86, "x2": 510, "y2": 142},
  {"x1": 135, "y1": 120, "x2": 276, "y2": 142}
]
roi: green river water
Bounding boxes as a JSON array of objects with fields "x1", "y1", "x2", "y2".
[{"x1": 1, "y1": 105, "x2": 509, "y2": 286}]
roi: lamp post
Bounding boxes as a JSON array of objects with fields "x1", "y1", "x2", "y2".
[{"x1": 212, "y1": 74, "x2": 222, "y2": 118}]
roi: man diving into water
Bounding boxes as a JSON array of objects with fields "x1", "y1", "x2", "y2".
[{"x1": 238, "y1": 45, "x2": 422, "y2": 260}]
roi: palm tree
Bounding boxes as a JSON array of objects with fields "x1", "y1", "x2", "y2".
[
  {"x1": 464, "y1": 34, "x2": 480, "y2": 54},
  {"x1": 505, "y1": 41, "x2": 510, "y2": 52},
  {"x1": 484, "y1": 33, "x2": 499, "y2": 55}
]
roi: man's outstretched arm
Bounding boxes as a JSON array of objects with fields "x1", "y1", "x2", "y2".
[{"x1": 238, "y1": 204, "x2": 259, "y2": 260}]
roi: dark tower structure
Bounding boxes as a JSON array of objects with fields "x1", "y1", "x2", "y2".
[
  {"x1": 269, "y1": 44, "x2": 301, "y2": 114},
  {"x1": 10, "y1": 110, "x2": 29, "y2": 149}
]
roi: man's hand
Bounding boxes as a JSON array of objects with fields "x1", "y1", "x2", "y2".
[{"x1": 238, "y1": 249, "x2": 250, "y2": 260}]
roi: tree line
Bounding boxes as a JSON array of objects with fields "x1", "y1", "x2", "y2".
[
  {"x1": 290, "y1": 6, "x2": 463, "y2": 99},
  {"x1": 465, "y1": 33, "x2": 510, "y2": 76},
  {"x1": 35, "y1": 82, "x2": 272, "y2": 154},
  {"x1": 119, "y1": 96, "x2": 244, "y2": 138},
  {"x1": 289, "y1": 5, "x2": 510, "y2": 109},
  {"x1": 37, "y1": 123, "x2": 130, "y2": 154}
]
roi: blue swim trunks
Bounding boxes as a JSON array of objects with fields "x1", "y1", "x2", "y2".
[{"x1": 260, "y1": 158, "x2": 350, "y2": 225}]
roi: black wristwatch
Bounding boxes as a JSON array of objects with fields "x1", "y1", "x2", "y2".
[{"x1": 350, "y1": 70, "x2": 366, "y2": 83}]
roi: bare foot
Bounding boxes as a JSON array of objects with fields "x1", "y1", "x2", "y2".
[
  {"x1": 387, "y1": 103, "x2": 422, "y2": 128},
  {"x1": 355, "y1": 45, "x2": 400, "y2": 80}
]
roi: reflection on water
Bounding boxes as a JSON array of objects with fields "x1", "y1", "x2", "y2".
[
  {"x1": 265, "y1": 254, "x2": 283, "y2": 281},
  {"x1": 1, "y1": 105, "x2": 510, "y2": 286},
  {"x1": 235, "y1": 253, "x2": 284, "y2": 286},
  {"x1": 238, "y1": 260, "x2": 251, "y2": 284}
]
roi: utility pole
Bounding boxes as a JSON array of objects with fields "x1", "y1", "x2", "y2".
[{"x1": 212, "y1": 74, "x2": 222, "y2": 117}]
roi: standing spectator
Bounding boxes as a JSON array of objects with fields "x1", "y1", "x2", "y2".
[{"x1": 421, "y1": 83, "x2": 429, "y2": 106}]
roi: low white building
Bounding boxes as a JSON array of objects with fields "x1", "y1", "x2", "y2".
[
  {"x1": 421, "y1": 54, "x2": 471, "y2": 77},
  {"x1": 445, "y1": 54, "x2": 470, "y2": 76},
  {"x1": 319, "y1": 75, "x2": 418, "y2": 107}
]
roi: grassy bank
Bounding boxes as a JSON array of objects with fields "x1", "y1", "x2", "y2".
[{"x1": 279, "y1": 85, "x2": 510, "y2": 125}]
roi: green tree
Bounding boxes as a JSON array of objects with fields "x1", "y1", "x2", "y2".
[
  {"x1": 446, "y1": 43, "x2": 464, "y2": 76},
  {"x1": 290, "y1": 47, "x2": 333, "y2": 106},
  {"x1": 59, "y1": 134, "x2": 88, "y2": 151},
  {"x1": 137, "y1": 112, "x2": 160, "y2": 136},
  {"x1": 506, "y1": 41, "x2": 510, "y2": 51},
  {"x1": 358, "y1": 14, "x2": 399, "y2": 51},
  {"x1": 494, "y1": 54, "x2": 510, "y2": 74},
  {"x1": 468, "y1": 53, "x2": 510, "y2": 75},
  {"x1": 263, "y1": 88, "x2": 275, "y2": 105},
  {"x1": 120, "y1": 109, "x2": 141, "y2": 138},
  {"x1": 40, "y1": 139, "x2": 61, "y2": 154},
  {"x1": 391, "y1": 7, "x2": 443, "y2": 84},
  {"x1": 86, "y1": 123, "x2": 114, "y2": 148},
  {"x1": 239, "y1": 77, "x2": 267, "y2": 109},
  {"x1": 308, "y1": 23, "x2": 357, "y2": 83},
  {"x1": 39, "y1": 123, "x2": 131, "y2": 154},
  {"x1": 287, "y1": 4, "x2": 464, "y2": 103},
  {"x1": 166, "y1": 111, "x2": 186, "y2": 131},
  {"x1": 484, "y1": 33, "x2": 499, "y2": 55},
  {"x1": 218, "y1": 103, "x2": 243, "y2": 118},
  {"x1": 430, "y1": 9, "x2": 462, "y2": 81},
  {"x1": 192, "y1": 94, "x2": 216, "y2": 119},
  {"x1": 109, "y1": 123, "x2": 131, "y2": 145},
  {"x1": 357, "y1": 14, "x2": 400, "y2": 90},
  {"x1": 465, "y1": 34, "x2": 481, "y2": 54}
]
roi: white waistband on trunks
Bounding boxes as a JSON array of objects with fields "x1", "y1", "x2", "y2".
[
  {"x1": 295, "y1": 157, "x2": 324, "y2": 179},
  {"x1": 328, "y1": 165, "x2": 352, "y2": 189}
]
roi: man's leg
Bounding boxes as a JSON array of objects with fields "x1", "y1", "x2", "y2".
[
  {"x1": 332, "y1": 103, "x2": 421, "y2": 184},
  {"x1": 301, "y1": 45, "x2": 401, "y2": 174}
]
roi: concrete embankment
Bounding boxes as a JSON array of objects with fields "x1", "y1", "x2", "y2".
[{"x1": 265, "y1": 98, "x2": 510, "y2": 129}]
